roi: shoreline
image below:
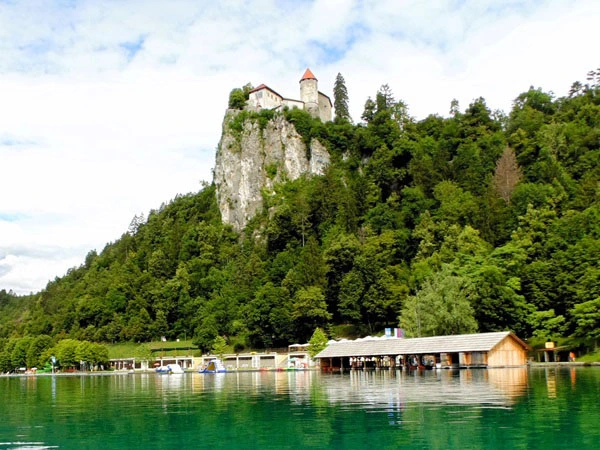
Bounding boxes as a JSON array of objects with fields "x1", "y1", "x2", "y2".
[
  {"x1": 3, "y1": 363, "x2": 600, "y2": 378},
  {"x1": 528, "y1": 361, "x2": 600, "y2": 367}
]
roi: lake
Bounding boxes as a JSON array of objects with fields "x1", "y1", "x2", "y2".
[{"x1": 1, "y1": 367, "x2": 598, "y2": 449}]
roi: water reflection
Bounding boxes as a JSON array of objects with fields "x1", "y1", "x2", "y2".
[
  {"x1": 318, "y1": 368, "x2": 529, "y2": 408},
  {"x1": 545, "y1": 368, "x2": 558, "y2": 398},
  {"x1": 1, "y1": 368, "x2": 598, "y2": 450},
  {"x1": 143, "y1": 368, "x2": 529, "y2": 409},
  {"x1": 0, "y1": 443, "x2": 59, "y2": 449},
  {"x1": 147, "y1": 368, "x2": 530, "y2": 409},
  {"x1": 189, "y1": 370, "x2": 318, "y2": 398}
]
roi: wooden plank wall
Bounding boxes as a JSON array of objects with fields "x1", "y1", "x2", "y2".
[{"x1": 488, "y1": 336, "x2": 527, "y2": 367}]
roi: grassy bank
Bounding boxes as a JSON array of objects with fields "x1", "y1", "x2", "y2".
[
  {"x1": 577, "y1": 349, "x2": 600, "y2": 363},
  {"x1": 107, "y1": 340, "x2": 200, "y2": 359}
]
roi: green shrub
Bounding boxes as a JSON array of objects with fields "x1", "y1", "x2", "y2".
[
  {"x1": 229, "y1": 88, "x2": 247, "y2": 110},
  {"x1": 265, "y1": 163, "x2": 278, "y2": 179}
]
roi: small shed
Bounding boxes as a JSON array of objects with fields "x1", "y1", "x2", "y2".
[{"x1": 314, "y1": 331, "x2": 530, "y2": 370}]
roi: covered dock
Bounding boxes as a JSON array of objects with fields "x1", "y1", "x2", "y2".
[{"x1": 314, "y1": 331, "x2": 530, "y2": 370}]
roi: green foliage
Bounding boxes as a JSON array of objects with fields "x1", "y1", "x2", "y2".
[
  {"x1": 333, "y1": 72, "x2": 351, "y2": 122},
  {"x1": 307, "y1": 328, "x2": 329, "y2": 358},
  {"x1": 228, "y1": 84, "x2": 253, "y2": 110},
  {"x1": 293, "y1": 286, "x2": 331, "y2": 341},
  {"x1": 2, "y1": 68, "x2": 600, "y2": 352},
  {"x1": 571, "y1": 298, "x2": 600, "y2": 340},
  {"x1": 27, "y1": 335, "x2": 53, "y2": 368},
  {"x1": 228, "y1": 88, "x2": 247, "y2": 110},
  {"x1": 283, "y1": 108, "x2": 320, "y2": 148},
  {"x1": 265, "y1": 163, "x2": 278, "y2": 179},
  {"x1": 211, "y1": 335, "x2": 228, "y2": 357},
  {"x1": 399, "y1": 267, "x2": 478, "y2": 337},
  {"x1": 227, "y1": 109, "x2": 276, "y2": 146}
]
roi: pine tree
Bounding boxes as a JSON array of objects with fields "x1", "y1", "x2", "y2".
[
  {"x1": 376, "y1": 84, "x2": 395, "y2": 111},
  {"x1": 333, "y1": 72, "x2": 351, "y2": 122},
  {"x1": 361, "y1": 97, "x2": 376, "y2": 123}
]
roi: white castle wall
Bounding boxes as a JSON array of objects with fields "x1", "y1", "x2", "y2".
[
  {"x1": 282, "y1": 98, "x2": 304, "y2": 110},
  {"x1": 249, "y1": 88, "x2": 283, "y2": 110}
]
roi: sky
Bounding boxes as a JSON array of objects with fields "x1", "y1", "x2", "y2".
[{"x1": 1, "y1": 0, "x2": 598, "y2": 295}]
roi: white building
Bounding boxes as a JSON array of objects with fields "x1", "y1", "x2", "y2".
[{"x1": 248, "y1": 68, "x2": 332, "y2": 122}]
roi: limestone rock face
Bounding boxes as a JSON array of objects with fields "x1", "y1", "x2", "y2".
[{"x1": 214, "y1": 110, "x2": 330, "y2": 231}]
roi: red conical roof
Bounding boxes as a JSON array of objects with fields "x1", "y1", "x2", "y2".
[{"x1": 300, "y1": 68, "x2": 317, "y2": 81}]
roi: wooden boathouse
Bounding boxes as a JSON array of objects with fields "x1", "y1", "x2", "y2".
[{"x1": 314, "y1": 331, "x2": 530, "y2": 370}]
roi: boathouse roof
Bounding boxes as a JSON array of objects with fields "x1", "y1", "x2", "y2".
[{"x1": 314, "y1": 331, "x2": 529, "y2": 359}]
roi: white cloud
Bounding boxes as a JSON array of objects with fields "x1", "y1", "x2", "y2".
[{"x1": 1, "y1": 0, "x2": 599, "y2": 294}]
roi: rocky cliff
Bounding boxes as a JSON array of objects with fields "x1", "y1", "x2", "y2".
[{"x1": 214, "y1": 110, "x2": 330, "y2": 231}]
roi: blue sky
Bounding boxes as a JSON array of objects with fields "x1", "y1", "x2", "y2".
[{"x1": 1, "y1": 0, "x2": 599, "y2": 294}]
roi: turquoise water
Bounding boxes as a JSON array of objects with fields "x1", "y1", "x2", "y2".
[{"x1": 0, "y1": 367, "x2": 598, "y2": 449}]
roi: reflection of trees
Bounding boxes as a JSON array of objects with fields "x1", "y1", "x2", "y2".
[{"x1": 3, "y1": 368, "x2": 599, "y2": 449}]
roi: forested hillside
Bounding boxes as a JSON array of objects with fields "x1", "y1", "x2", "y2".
[{"x1": 1, "y1": 70, "x2": 599, "y2": 355}]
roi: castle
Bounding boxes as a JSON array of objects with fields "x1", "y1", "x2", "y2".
[{"x1": 248, "y1": 68, "x2": 332, "y2": 122}]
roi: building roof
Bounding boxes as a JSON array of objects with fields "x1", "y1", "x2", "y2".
[
  {"x1": 314, "y1": 332, "x2": 529, "y2": 359},
  {"x1": 249, "y1": 83, "x2": 283, "y2": 99},
  {"x1": 300, "y1": 68, "x2": 317, "y2": 81}
]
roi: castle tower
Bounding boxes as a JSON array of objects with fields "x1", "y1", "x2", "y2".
[{"x1": 299, "y1": 68, "x2": 319, "y2": 118}]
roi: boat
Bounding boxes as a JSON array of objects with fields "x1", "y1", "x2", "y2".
[
  {"x1": 156, "y1": 363, "x2": 184, "y2": 374},
  {"x1": 198, "y1": 359, "x2": 228, "y2": 373}
]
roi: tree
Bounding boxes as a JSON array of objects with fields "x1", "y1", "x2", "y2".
[
  {"x1": 11, "y1": 337, "x2": 33, "y2": 369},
  {"x1": 571, "y1": 298, "x2": 600, "y2": 342},
  {"x1": 0, "y1": 339, "x2": 17, "y2": 372},
  {"x1": 494, "y1": 146, "x2": 523, "y2": 203},
  {"x1": 391, "y1": 100, "x2": 410, "y2": 128},
  {"x1": 245, "y1": 283, "x2": 293, "y2": 348},
  {"x1": 53, "y1": 339, "x2": 80, "y2": 369},
  {"x1": 376, "y1": 84, "x2": 395, "y2": 111},
  {"x1": 307, "y1": 328, "x2": 328, "y2": 358},
  {"x1": 293, "y1": 286, "x2": 332, "y2": 341},
  {"x1": 193, "y1": 315, "x2": 219, "y2": 353},
  {"x1": 228, "y1": 88, "x2": 247, "y2": 110},
  {"x1": 211, "y1": 335, "x2": 228, "y2": 358},
  {"x1": 134, "y1": 343, "x2": 154, "y2": 362},
  {"x1": 338, "y1": 270, "x2": 363, "y2": 322},
  {"x1": 333, "y1": 73, "x2": 351, "y2": 122},
  {"x1": 128, "y1": 213, "x2": 145, "y2": 235},
  {"x1": 568, "y1": 81, "x2": 583, "y2": 98},
  {"x1": 361, "y1": 97, "x2": 376, "y2": 123},
  {"x1": 399, "y1": 268, "x2": 478, "y2": 337},
  {"x1": 450, "y1": 99, "x2": 460, "y2": 116},
  {"x1": 26, "y1": 335, "x2": 53, "y2": 368}
]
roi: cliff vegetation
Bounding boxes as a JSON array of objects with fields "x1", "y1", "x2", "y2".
[{"x1": 1, "y1": 69, "x2": 600, "y2": 366}]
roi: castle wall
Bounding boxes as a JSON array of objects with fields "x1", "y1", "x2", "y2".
[
  {"x1": 248, "y1": 71, "x2": 331, "y2": 121},
  {"x1": 249, "y1": 88, "x2": 283, "y2": 110},
  {"x1": 282, "y1": 98, "x2": 304, "y2": 110},
  {"x1": 318, "y1": 92, "x2": 332, "y2": 122}
]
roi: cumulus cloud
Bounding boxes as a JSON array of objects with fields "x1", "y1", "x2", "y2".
[{"x1": 0, "y1": 0, "x2": 599, "y2": 293}]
